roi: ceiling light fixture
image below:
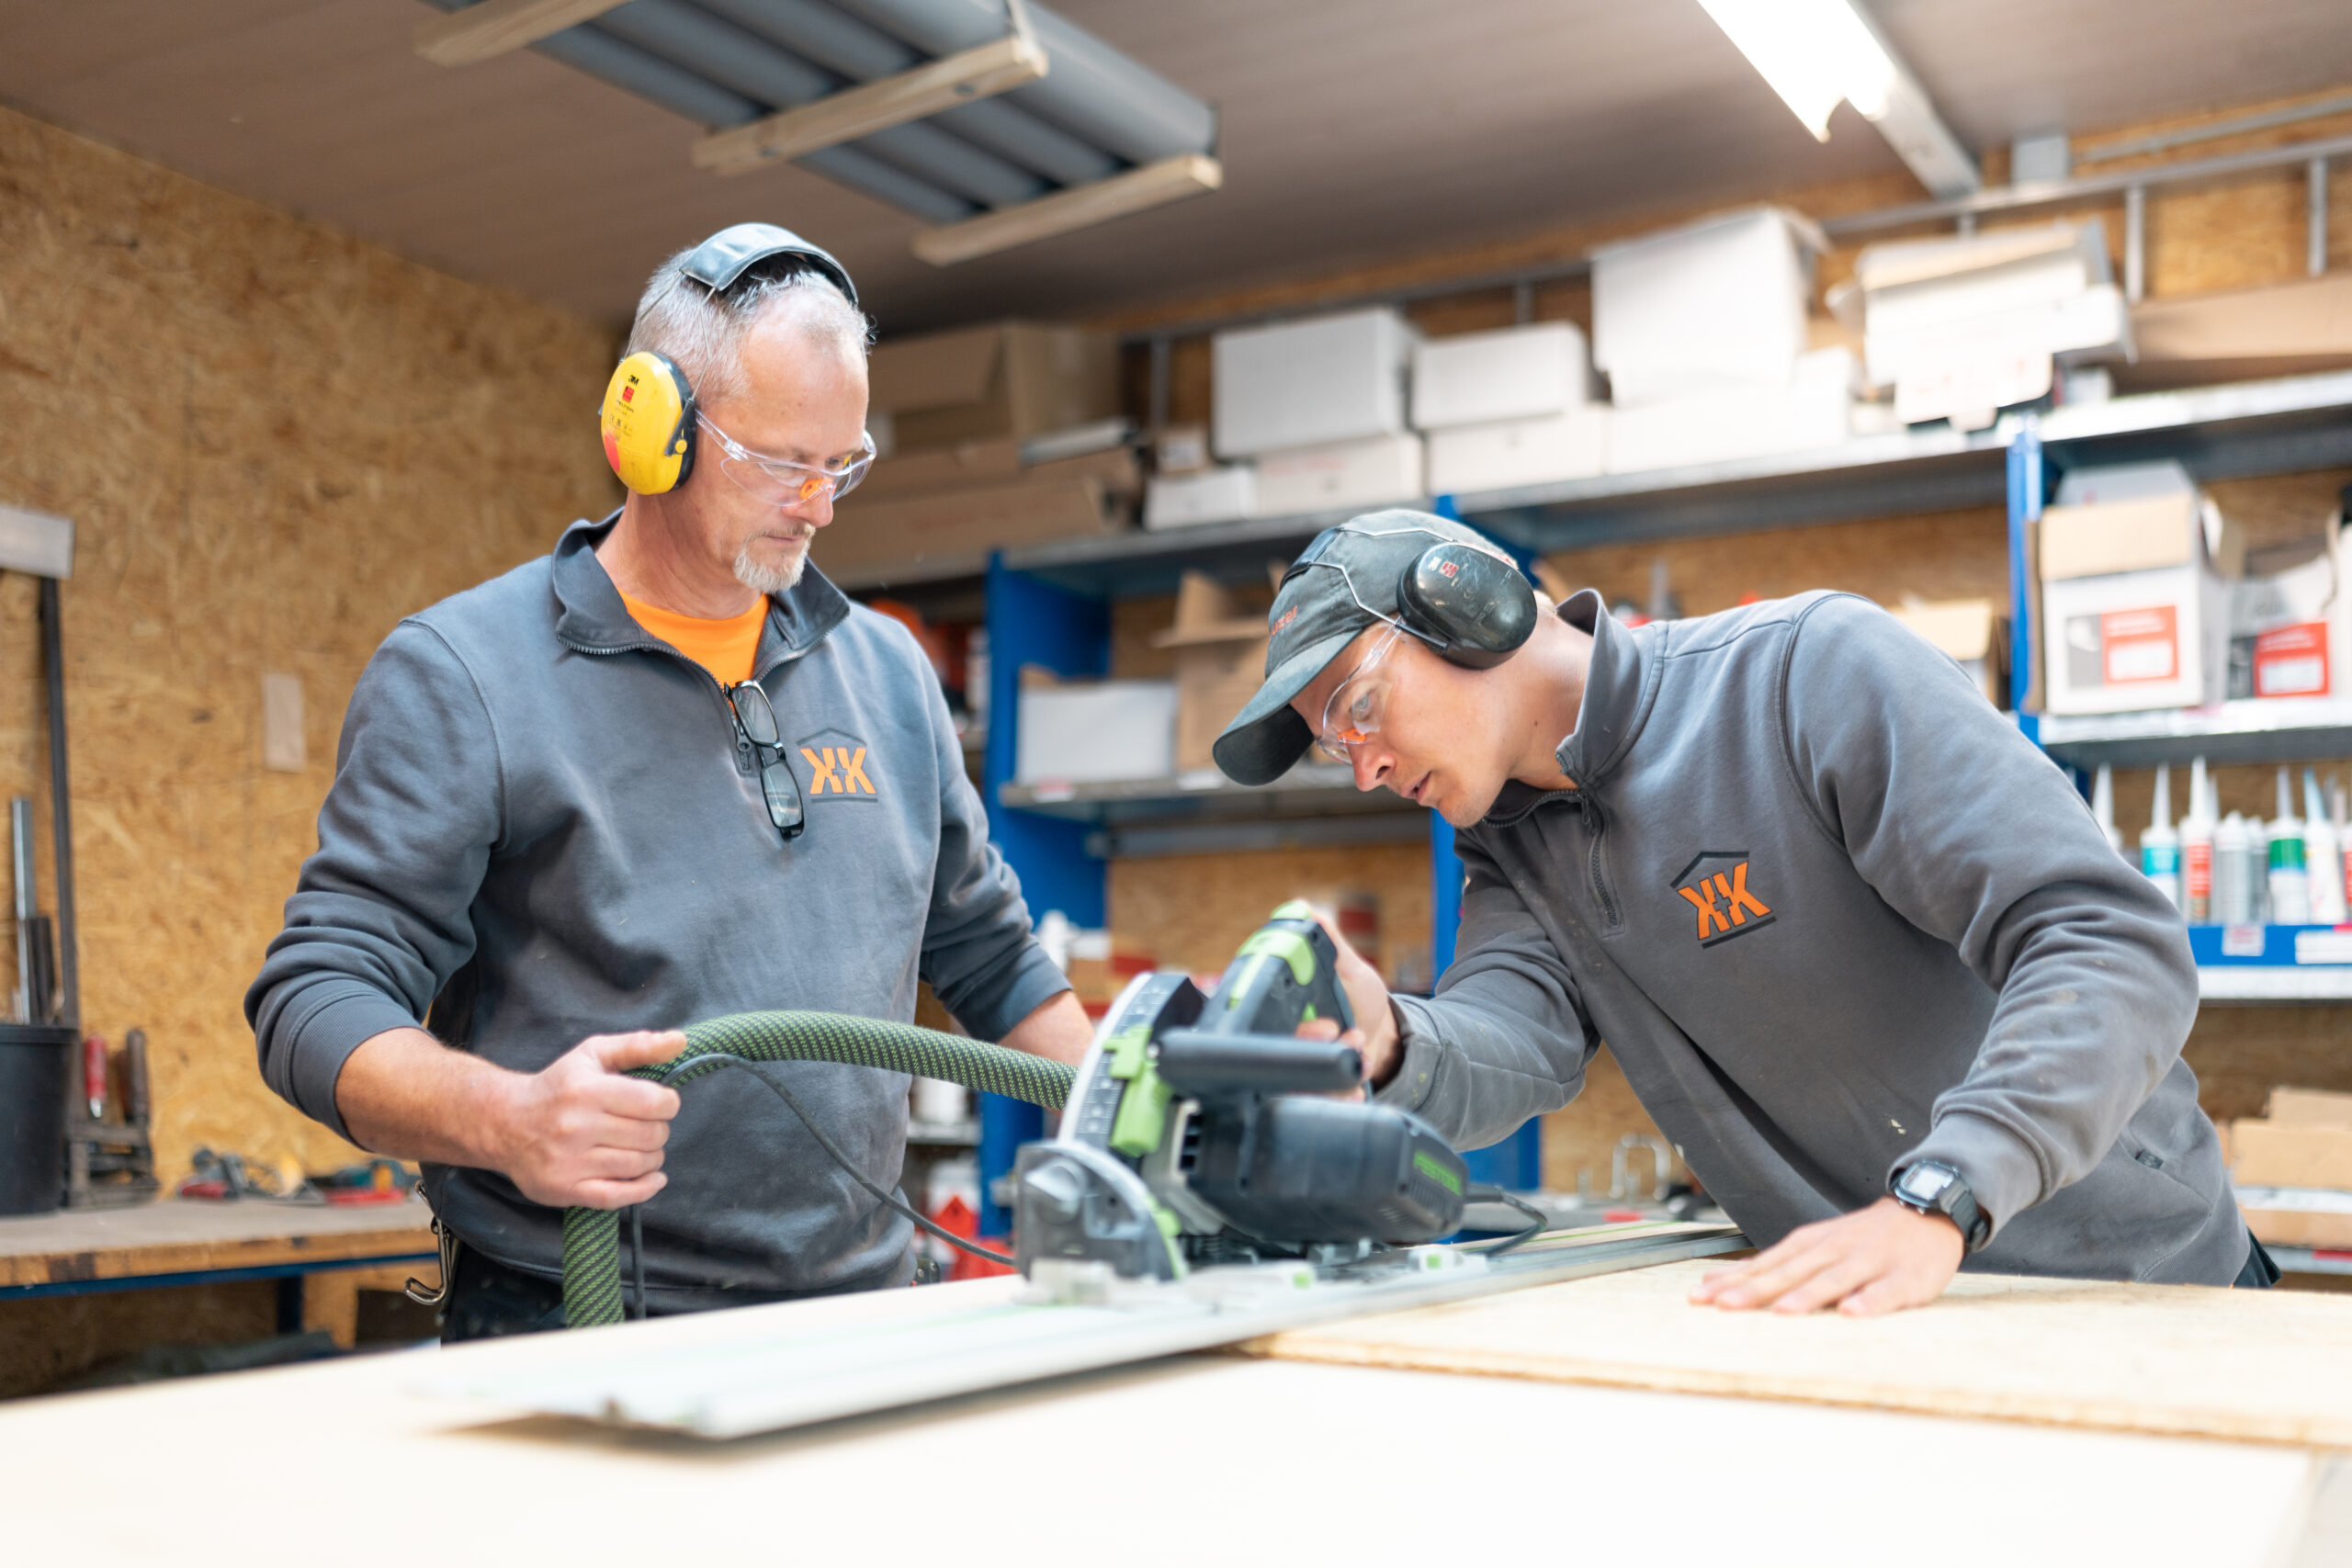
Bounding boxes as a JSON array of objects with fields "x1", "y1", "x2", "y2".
[
  {"x1": 1694, "y1": 0, "x2": 1980, "y2": 197},
  {"x1": 1694, "y1": 0, "x2": 1894, "y2": 141}
]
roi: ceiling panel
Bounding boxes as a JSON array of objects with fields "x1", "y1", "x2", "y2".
[{"x1": 0, "y1": 0, "x2": 2346, "y2": 336}]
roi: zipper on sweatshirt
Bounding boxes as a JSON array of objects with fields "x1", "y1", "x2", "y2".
[{"x1": 1570, "y1": 787, "x2": 1624, "y2": 932}]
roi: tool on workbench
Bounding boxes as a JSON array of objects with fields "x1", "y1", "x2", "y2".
[
  {"x1": 1013, "y1": 899, "x2": 1488, "y2": 1286},
  {"x1": 559, "y1": 903, "x2": 1520, "y2": 1327}
]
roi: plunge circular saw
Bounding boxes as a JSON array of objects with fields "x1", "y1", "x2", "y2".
[{"x1": 1013, "y1": 901, "x2": 1471, "y2": 1283}]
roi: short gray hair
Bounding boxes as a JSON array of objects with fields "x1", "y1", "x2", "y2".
[{"x1": 624, "y1": 250, "x2": 872, "y2": 408}]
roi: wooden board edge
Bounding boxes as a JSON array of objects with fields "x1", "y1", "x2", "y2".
[
  {"x1": 913, "y1": 155, "x2": 1224, "y2": 267},
  {"x1": 1228, "y1": 1335, "x2": 2352, "y2": 1450},
  {"x1": 0, "y1": 1228, "x2": 439, "y2": 1288},
  {"x1": 415, "y1": 0, "x2": 628, "y2": 68},
  {"x1": 695, "y1": 35, "x2": 1048, "y2": 174}
]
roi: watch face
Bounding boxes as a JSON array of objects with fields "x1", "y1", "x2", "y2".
[{"x1": 1900, "y1": 1165, "x2": 1955, "y2": 1203}]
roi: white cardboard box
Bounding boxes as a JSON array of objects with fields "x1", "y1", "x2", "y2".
[
  {"x1": 1410, "y1": 322, "x2": 1590, "y2": 429},
  {"x1": 1592, "y1": 206, "x2": 1828, "y2": 407},
  {"x1": 1212, "y1": 308, "x2": 1418, "y2": 457},
  {"x1": 2228, "y1": 529, "x2": 2349, "y2": 699},
  {"x1": 1251, "y1": 433, "x2": 1425, "y2": 517},
  {"x1": 2040, "y1": 479, "x2": 2241, "y2": 716},
  {"x1": 1426, "y1": 408, "x2": 1609, "y2": 495},
  {"x1": 1017, "y1": 680, "x2": 1177, "y2": 784},
  {"x1": 1605, "y1": 362, "x2": 1850, "y2": 474},
  {"x1": 1144, "y1": 466, "x2": 1257, "y2": 530}
]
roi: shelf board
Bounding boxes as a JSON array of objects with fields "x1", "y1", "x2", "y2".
[
  {"x1": 907, "y1": 1121, "x2": 979, "y2": 1148},
  {"x1": 830, "y1": 370, "x2": 2352, "y2": 601},
  {"x1": 2038, "y1": 699, "x2": 2352, "y2": 769},
  {"x1": 2199, "y1": 966, "x2": 2352, "y2": 1001}
]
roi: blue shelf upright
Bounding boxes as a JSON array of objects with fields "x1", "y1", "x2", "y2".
[{"x1": 977, "y1": 555, "x2": 1108, "y2": 1237}]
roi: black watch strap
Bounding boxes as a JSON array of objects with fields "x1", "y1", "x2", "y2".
[{"x1": 1891, "y1": 1159, "x2": 1991, "y2": 1253}]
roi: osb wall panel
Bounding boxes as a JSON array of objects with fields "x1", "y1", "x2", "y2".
[
  {"x1": 0, "y1": 106, "x2": 620, "y2": 1183},
  {"x1": 1107, "y1": 843, "x2": 1430, "y2": 984}
]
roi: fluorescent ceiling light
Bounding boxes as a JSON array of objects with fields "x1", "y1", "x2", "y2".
[{"x1": 1696, "y1": 0, "x2": 1899, "y2": 141}]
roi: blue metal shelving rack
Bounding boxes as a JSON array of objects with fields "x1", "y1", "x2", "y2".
[{"x1": 972, "y1": 515, "x2": 1541, "y2": 1235}]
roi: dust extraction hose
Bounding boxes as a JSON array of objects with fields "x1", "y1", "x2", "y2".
[{"x1": 560, "y1": 1011, "x2": 1074, "y2": 1329}]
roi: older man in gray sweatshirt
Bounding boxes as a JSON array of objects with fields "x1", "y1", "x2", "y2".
[
  {"x1": 248, "y1": 227, "x2": 1090, "y2": 1337},
  {"x1": 1215, "y1": 512, "x2": 2262, "y2": 1317}
]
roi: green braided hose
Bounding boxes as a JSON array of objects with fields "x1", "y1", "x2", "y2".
[{"x1": 560, "y1": 1010, "x2": 1075, "y2": 1329}]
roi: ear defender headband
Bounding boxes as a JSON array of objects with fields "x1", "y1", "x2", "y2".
[
  {"x1": 1284, "y1": 525, "x2": 1541, "y2": 670},
  {"x1": 599, "y1": 222, "x2": 860, "y2": 497}
]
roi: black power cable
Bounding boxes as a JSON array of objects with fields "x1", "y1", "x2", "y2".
[
  {"x1": 1463, "y1": 1183, "x2": 1548, "y2": 1258},
  {"x1": 620, "y1": 1053, "x2": 1017, "y2": 1316}
]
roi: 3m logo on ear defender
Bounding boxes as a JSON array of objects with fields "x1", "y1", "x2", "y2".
[
  {"x1": 1671, "y1": 852, "x2": 1774, "y2": 946},
  {"x1": 797, "y1": 728, "x2": 878, "y2": 799}
]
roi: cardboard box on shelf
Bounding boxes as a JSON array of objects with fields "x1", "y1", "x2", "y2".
[
  {"x1": 814, "y1": 468, "x2": 1127, "y2": 583},
  {"x1": 1151, "y1": 572, "x2": 1271, "y2": 773},
  {"x1": 1591, "y1": 205, "x2": 1828, "y2": 407},
  {"x1": 1015, "y1": 674, "x2": 1177, "y2": 785},
  {"x1": 1426, "y1": 406, "x2": 1609, "y2": 495},
  {"x1": 853, "y1": 435, "x2": 1141, "y2": 504},
  {"x1": 2130, "y1": 272, "x2": 2352, "y2": 386},
  {"x1": 1410, "y1": 322, "x2": 1592, "y2": 430},
  {"x1": 1889, "y1": 597, "x2": 2009, "y2": 707},
  {"x1": 2228, "y1": 531, "x2": 2346, "y2": 700},
  {"x1": 1605, "y1": 355, "x2": 1851, "y2": 474},
  {"x1": 1154, "y1": 425, "x2": 1213, "y2": 476},
  {"x1": 2267, "y1": 1087, "x2": 2352, "y2": 1128},
  {"x1": 2039, "y1": 464, "x2": 2242, "y2": 716},
  {"x1": 1836, "y1": 222, "x2": 2131, "y2": 428},
  {"x1": 2233, "y1": 1120, "x2": 2352, "y2": 1191},
  {"x1": 1251, "y1": 432, "x2": 1425, "y2": 517},
  {"x1": 1145, "y1": 465, "x2": 1257, "y2": 530},
  {"x1": 1212, "y1": 308, "x2": 1418, "y2": 457},
  {"x1": 867, "y1": 322, "x2": 1119, "y2": 455}
]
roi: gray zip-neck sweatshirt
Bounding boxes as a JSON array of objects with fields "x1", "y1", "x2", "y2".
[
  {"x1": 1379, "y1": 589, "x2": 2245, "y2": 1284},
  {"x1": 247, "y1": 517, "x2": 1068, "y2": 1304}
]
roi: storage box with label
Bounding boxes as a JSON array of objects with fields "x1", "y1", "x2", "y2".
[
  {"x1": 1425, "y1": 407, "x2": 1609, "y2": 495},
  {"x1": 1145, "y1": 465, "x2": 1257, "y2": 531},
  {"x1": 2038, "y1": 468, "x2": 2242, "y2": 716},
  {"x1": 1212, "y1": 308, "x2": 1418, "y2": 457},
  {"x1": 2227, "y1": 530, "x2": 2347, "y2": 700},
  {"x1": 1151, "y1": 572, "x2": 1271, "y2": 773},
  {"x1": 1888, "y1": 597, "x2": 2009, "y2": 707},
  {"x1": 1591, "y1": 206, "x2": 1828, "y2": 407},
  {"x1": 1015, "y1": 675, "x2": 1177, "y2": 785},
  {"x1": 1410, "y1": 322, "x2": 1592, "y2": 429},
  {"x1": 1250, "y1": 432, "x2": 1424, "y2": 517},
  {"x1": 867, "y1": 322, "x2": 1119, "y2": 455}
]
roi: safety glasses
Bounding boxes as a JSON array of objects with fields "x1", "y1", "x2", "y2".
[
  {"x1": 729, "y1": 681, "x2": 805, "y2": 840},
  {"x1": 699, "y1": 414, "x2": 876, "y2": 508},
  {"x1": 1313, "y1": 622, "x2": 1408, "y2": 764}
]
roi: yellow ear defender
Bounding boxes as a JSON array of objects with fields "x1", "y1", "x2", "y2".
[
  {"x1": 600, "y1": 350, "x2": 698, "y2": 496},
  {"x1": 600, "y1": 223, "x2": 862, "y2": 498}
]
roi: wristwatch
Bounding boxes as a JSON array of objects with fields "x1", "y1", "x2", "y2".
[{"x1": 1890, "y1": 1160, "x2": 1991, "y2": 1253}]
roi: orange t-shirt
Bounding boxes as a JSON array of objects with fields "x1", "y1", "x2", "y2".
[{"x1": 619, "y1": 592, "x2": 767, "y2": 686}]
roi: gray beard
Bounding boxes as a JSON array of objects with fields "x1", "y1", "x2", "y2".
[{"x1": 733, "y1": 537, "x2": 808, "y2": 595}]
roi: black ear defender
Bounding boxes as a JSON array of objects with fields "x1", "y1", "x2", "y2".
[{"x1": 1397, "y1": 541, "x2": 1539, "y2": 669}]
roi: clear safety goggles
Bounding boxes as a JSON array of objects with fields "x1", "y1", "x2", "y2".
[
  {"x1": 1313, "y1": 621, "x2": 1409, "y2": 764},
  {"x1": 699, "y1": 413, "x2": 876, "y2": 507}
]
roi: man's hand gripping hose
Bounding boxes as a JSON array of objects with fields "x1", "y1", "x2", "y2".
[{"x1": 560, "y1": 1011, "x2": 1072, "y2": 1329}]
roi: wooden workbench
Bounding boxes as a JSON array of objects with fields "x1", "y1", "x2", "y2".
[
  {"x1": 0, "y1": 1198, "x2": 438, "y2": 1347},
  {"x1": 0, "y1": 1259, "x2": 2346, "y2": 1565}
]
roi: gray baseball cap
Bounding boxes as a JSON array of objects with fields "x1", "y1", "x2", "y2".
[{"x1": 1212, "y1": 510, "x2": 1502, "y2": 786}]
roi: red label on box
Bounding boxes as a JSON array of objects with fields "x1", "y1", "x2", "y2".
[
  {"x1": 2101, "y1": 605, "x2": 2178, "y2": 684},
  {"x1": 2254, "y1": 621, "x2": 2330, "y2": 697}
]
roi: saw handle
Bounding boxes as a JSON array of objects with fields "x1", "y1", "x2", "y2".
[{"x1": 1153, "y1": 1032, "x2": 1362, "y2": 1096}]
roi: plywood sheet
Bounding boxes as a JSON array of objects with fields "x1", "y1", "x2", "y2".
[
  {"x1": 1238, "y1": 1258, "x2": 2352, "y2": 1448},
  {"x1": 0, "y1": 1320, "x2": 2321, "y2": 1567}
]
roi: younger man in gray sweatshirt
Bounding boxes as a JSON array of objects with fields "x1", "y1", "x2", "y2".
[{"x1": 1215, "y1": 512, "x2": 2263, "y2": 1316}]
